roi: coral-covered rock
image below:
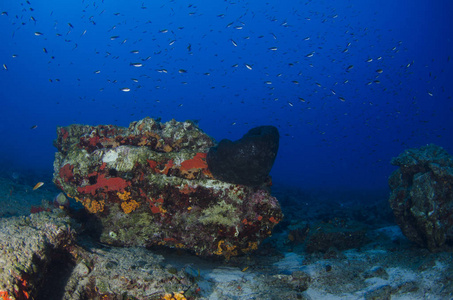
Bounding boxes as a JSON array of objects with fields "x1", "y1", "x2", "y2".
[
  {"x1": 207, "y1": 125, "x2": 279, "y2": 186},
  {"x1": 53, "y1": 118, "x2": 283, "y2": 258},
  {"x1": 388, "y1": 144, "x2": 453, "y2": 251},
  {"x1": 0, "y1": 211, "x2": 76, "y2": 299}
]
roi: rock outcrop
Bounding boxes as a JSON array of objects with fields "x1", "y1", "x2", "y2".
[
  {"x1": 53, "y1": 118, "x2": 282, "y2": 258},
  {"x1": 0, "y1": 211, "x2": 75, "y2": 299},
  {"x1": 388, "y1": 144, "x2": 453, "y2": 251}
]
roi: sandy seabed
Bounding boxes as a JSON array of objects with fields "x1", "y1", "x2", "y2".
[{"x1": 0, "y1": 177, "x2": 452, "y2": 299}]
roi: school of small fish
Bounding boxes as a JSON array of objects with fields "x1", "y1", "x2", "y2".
[{"x1": 0, "y1": 0, "x2": 450, "y2": 181}]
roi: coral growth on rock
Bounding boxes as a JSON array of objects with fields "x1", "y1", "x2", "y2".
[
  {"x1": 388, "y1": 144, "x2": 453, "y2": 251},
  {"x1": 53, "y1": 117, "x2": 283, "y2": 257}
]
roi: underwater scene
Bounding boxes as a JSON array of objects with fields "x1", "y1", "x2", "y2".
[{"x1": 1, "y1": 0, "x2": 453, "y2": 299}]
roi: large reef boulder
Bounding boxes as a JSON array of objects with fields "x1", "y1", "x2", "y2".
[
  {"x1": 207, "y1": 125, "x2": 279, "y2": 186},
  {"x1": 388, "y1": 144, "x2": 453, "y2": 251},
  {"x1": 53, "y1": 117, "x2": 283, "y2": 259}
]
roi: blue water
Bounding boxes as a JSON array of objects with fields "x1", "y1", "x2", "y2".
[{"x1": 1, "y1": 0, "x2": 452, "y2": 191}]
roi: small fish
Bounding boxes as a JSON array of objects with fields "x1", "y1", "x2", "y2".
[
  {"x1": 30, "y1": 125, "x2": 38, "y2": 129},
  {"x1": 33, "y1": 182, "x2": 44, "y2": 190},
  {"x1": 376, "y1": 69, "x2": 383, "y2": 73},
  {"x1": 305, "y1": 52, "x2": 314, "y2": 58},
  {"x1": 94, "y1": 70, "x2": 100, "y2": 74},
  {"x1": 1, "y1": 11, "x2": 8, "y2": 16},
  {"x1": 159, "y1": 29, "x2": 168, "y2": 33},
  {"x1": 169, "y1": 40, "x2": 175, "y2": 45},
  {"x1": 231, "y1": 39, "x2": 237, "y2": 47},
  {"x1": 68, "y1": 22, "x2": 73, "y2": 28},
  {"x1": 121, "y1": 88, "x2": 131, "y2": 92},
  {"x1": 2, "y1": 64, "x2": 7, "y2": 70},
  {"x1": 366, "y1": 58, "x2": 373, "y2": 63},
  {"x1": 244, "y1": 63, "x2": 252, "y2": 70},
  {"x1": 179, "y1": 69, "x2": 187, "y2": 73},
  {"x1": 131, "y1": 78, "x2": 138, "y2": 82},
  {"x1": 130, "y1": 50, "x2": 139, "y2": 54},
  {"x1": 43, "y1": 48, "x2": 47, "y2": 53},
  {"x1": 130, "y1": 63, "x2": 142, "y2": 67},
  {"x1": 34, "y1": 31, "x2": 43, "y2": 36},
  {"x1": 268, "y1": 47, "x2": 277, "y2": 51},
  {"x1": 339, "y1": 97, "x2": 345, "y2": 102},
  {"x1": 288, "y1": 102, "x2": 293, "y2": 106},
  {"x1": 110, "y1": 35, "x2": 119, "y2": 40}
]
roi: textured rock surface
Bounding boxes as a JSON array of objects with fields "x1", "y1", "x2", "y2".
[
  {"x1": 388, "y1": 144, "x2": 453, "y2": 251},
  {"x1": 207, "y1": 125, "x2": 279, "y2": 186},
  {"x1": 53, "y1": 117, "x2": 283, "y2": 258},
  {"x1": 0, "y1": 211, "x2": 75, "y2": 299}
]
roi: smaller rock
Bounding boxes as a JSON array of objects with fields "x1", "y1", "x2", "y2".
[
  {"x1": 363, "y1": 266, "x2": 389, "y2": 280},
  {"x1": 364, "y1": 284, "x2": 392, "y2": 300},
  {"x1": 393, "y1": 281, "x2": 419, "y2": 294},
  {"x1": 74, "y1": 262, "x2": 90, "y2": 277},
  {"x1": 54, "y1": 192, "x2": 69, "y2": 208},
  {"x1": 304, "y1": 221, "x2": 368, "y2": 253}
]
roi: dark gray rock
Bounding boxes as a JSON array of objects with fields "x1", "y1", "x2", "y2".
[
  {"x1": 207, "y1": 126, "x2": 279, "y2": 186},
  {"x1": 388, "y1": 144, "x2": 453, "y2": 251}
]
